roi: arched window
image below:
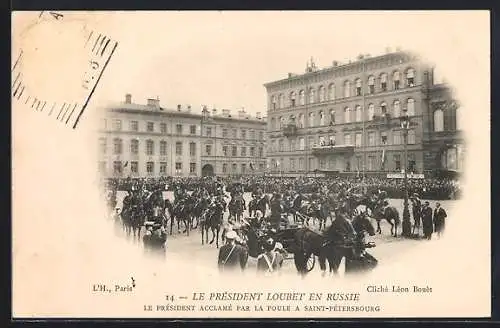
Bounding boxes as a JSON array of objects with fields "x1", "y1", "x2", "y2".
[
  {"x1": 290, "y1": 91, "x2": 297, "y2": 107},
  {"x1": 309, "y1": 88, "x2": 316, "y2": 104},
  {"x1": 329, "y1": 109, "x2": 336, "y2": 124},
  {"x1": 289, "y1": 114, "x2": 296, "y2": 125},
  {"x1": 308, "y1": 112, "x2": 315, "y2": 127},
  {"x1": 434, "y1": 109, "x2": 444, "y2": 132},
  {"x1": 343, "y1": 81, "x2": 351, "y2": 98},
  {"x1": 318, "y1": 85, "x2": 325, "y2": 102},
  {"x1": 298, "y1": 113, "x2": 304, "y2": 128},
  {"x1": 113, "y1": 138, "x2": 122, "y2": 155},
  {"x1": 368, "y1": 75, "x2": 375, "y2": 94},
  {"x1": 271, "y1": 95, "x2": 277, "y2": 110},
  {"x1": 344, "y1": 107, "x2": 351, "y2": 123},
  {"x1": 328, "y1": 83, "x2": 335, "y2": 100},
  {"x1": 130, "y1": 139, "x2": 139, "y2": 154},
  {"x1": 355, "y1": 105, "x2": 362, "y2": 122},
  {"x1": 407, "y1": 98, "x2": 415, "y2": 116},
  {"x1": 299, "y1": 90, "x2": 305, "y2": 106},
  {"x1": 278, "y1": 94, "x2": 284, "y2": 108},
  {"x1": 380, "y1": 73, "x2": 388, "y2": 91},
  {"x1": 380, "y1": 101, "x2": 387, "y2": 115},
  {"x1": 270, "y1": 117, "x2": 276, "y2": 130},
  {"x1": 406, "y1": 68, "x2": 416, "y2": 87},
  {"x1": 393, "y1": 100, "x2": 401, "y2": 117},
  {"x1": 355, "y1": 78, "x2": 362, "y2": 96},
  {"x1": 319, "y1": 111, "x2": 325, "y2": 126},
  {"x1": 441, "y1": 147, "x2": 462, "y2": 171},
  {"x1": 368, "y1": 103, "x2": 375, "y2": 120},
  {"x1": 393, "y1": 71, "x2": 401, "y2": 90}
]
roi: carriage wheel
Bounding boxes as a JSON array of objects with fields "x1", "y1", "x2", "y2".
[{"x1": 306, "y1": 254, "x2": 315, "y2": 272}]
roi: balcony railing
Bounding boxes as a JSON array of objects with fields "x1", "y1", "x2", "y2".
[
  {"x1": 311, "y1": 143, "x2": 355, "y2": 156},
  {"x1": 283, "y1": 124, "x2": 298, "y2": 137}
]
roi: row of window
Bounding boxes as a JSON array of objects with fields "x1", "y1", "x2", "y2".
[
  {"x1": 270, "y1": 68, "x2": 417, "y2": 110},
  {"x1": 99, "y1": 138, "x2": 265, "y2": 157},
  {"x1": 268, "y1": 129, "x2": 417, "y2": 153},
  {"x1": 100, "y1": 161, "x2": 197, "y2": 175},
  {"x1": 269, "y1": 153, "x2": 418, "y2": 172},
  {"x1": 221, "y1": 163, "x2": 266, "y2": 174},
  {"x1": 102, "y1": 119, "x2": 265, "y2": 140},
  {"x1": 99, "y1": 161, "x2": 267, "y2": 175},
  {"x1": 270, "y1": 98, "x2": 416, "y2": 131}
]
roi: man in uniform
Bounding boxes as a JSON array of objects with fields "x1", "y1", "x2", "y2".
[
  {"x1": 433, "y1": 202, "x2": 447, "y2": 239},
  {"x1": 257, "y1": 238, "x2": 284, "y2": 275},
  {"x1": 421, "y1": 201, "x2": 434, "y2": 240},
  {"x1": 217, "y1": 231, "x2": 248, "y2": 272},
  {"x1": 269, "y1": 193, "x2": 283, "y2": 230},
  {"x1": 410, "y1": 193, "x2": 422, "y2": 236}
]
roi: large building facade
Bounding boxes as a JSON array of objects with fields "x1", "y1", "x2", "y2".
[
  {"x1": 263, "y1": 51, "x2": 463, "y2": 177},
  {"x1": 97, "y1": 94, "x2": 267, "y2": 178}
]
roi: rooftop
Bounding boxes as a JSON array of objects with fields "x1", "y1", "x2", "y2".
[
  {"x1": 105, "y1": 95, "x2": 266, "y2": 124},
  {"x1": 263, "y1": 50, "x2": 418, "y2": 88}
]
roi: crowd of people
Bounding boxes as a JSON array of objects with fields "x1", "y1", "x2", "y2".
[{"x1": 103, "y1": 175, "x2": 461, "y2": 201}]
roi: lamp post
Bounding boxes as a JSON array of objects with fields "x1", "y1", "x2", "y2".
[{"x1": 400, "y1": 110, "x2": 412, "y2": 237}]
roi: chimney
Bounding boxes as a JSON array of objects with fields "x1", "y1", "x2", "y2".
[
  {"x1": 125, "y1": 93, "x2": 132, "y2": 104},
  {"x1": 357, "y1": 54, "x2": 364, "y2": 60},
  {"x1": 177, "y1": 104, "x2": 182, "y2": 111},
  {"x1": 212, "y1": 108, "x2": 217, "y2": 116},
  {"x1": 187, "y1": 105, "x2": 191, "y2": 110},
  {"x1": 238, "y1": 109, "x2": 246, "y2": 118},
  {"x1": 385, "y1": 47, "x2": 392, "y2": 53},
  {"x1": 147, "y1": 98, "x2": 160, "y2": 108},
  {"x1": 288, "y1": 73, "x2": 293, "y2": 78},
  {"x1": 222, "y1": 109, "x2": 230, "y2": 117},
  {"x1": 332, "y1": 61, "x2": 338, "y2": 67},
  {"x1": 256, "y1": 112, "x2": 262, "y2": 119}
]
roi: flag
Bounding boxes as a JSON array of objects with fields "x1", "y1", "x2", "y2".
[
  {"x1": 123, "y1": 161, "x2": 129, "y2": 168},
  {"x1": 276, "y1": 160, "x2": 280, "y2": 167},
  {"x1": 381, "y1": 149, "x2": 386, "y2": 169},
  {"x1": 250, "y1": 162, "x2": 255, "y2": 171}
]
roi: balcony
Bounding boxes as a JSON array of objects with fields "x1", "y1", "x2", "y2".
[
  {"x1": 311, "y1": 143, "x2": 355, "y2": 156},
  {"x1": 283, "y1": 124, "x2": 298, "y2": 137}
]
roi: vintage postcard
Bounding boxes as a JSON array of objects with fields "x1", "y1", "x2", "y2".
[{"x1": 11, "y1": 11, "x2": 490, "y2": 318}]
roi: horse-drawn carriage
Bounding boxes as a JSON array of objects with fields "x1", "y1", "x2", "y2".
[{"x1": 237, "y1": 216, "x2": 316, "y2": 272}]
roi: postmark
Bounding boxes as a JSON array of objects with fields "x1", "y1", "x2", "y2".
[{"x1": 12, "y1": 11, "x2": 118, "y2": 129}]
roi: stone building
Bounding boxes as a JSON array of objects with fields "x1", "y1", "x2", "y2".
[
  {"x1": 97, "y1": 94, "x2": 267, "y2": 178},
  {"x1": 263, "y1": 51, "x2": 463, "y2": 177}
]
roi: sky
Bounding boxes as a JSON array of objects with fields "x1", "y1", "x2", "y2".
[{"x1": 13, "y1": 11, "x2": 487, "y2": 116}]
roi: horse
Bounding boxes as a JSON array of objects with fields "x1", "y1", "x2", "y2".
[
  {"x1": 248, "y1": 195, "x2": 269, "y2": 217},
  {"x1": 372, "y1": 204, "x2": 401, "y2": 237},
  {"x1": 298, "y1": 200, "x2": 328, "y2": 229},
  {"x1": 200, "y1": 201, "x2": 225, "y2": 248},
  {"x1": 229, "y1": 196, "x2": 245, "y2": 223},
  {"x1": 320, "y1": 211, "x2": 377, "y2": 275},
  {"x1": 170, "y1": 197, "x2": 195, "y2": 236},
  {"x1": 129, "y1": 203, "x2": 146, "y2": 242},
  {"x1": 293, "y1": 211, "x2": 376, "y2": 276}
]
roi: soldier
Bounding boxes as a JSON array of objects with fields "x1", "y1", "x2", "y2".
[
  {"x1": 421, "y1": 201, "x2": 434, "y2": 240},
  {"x1": 269, "y1": 193, "x2": 283, "y2": 230},
  {"x1": 257, "y1": 238, "x2": 284, "y2": 275},
  {"x1": 433, "y1": 202, "x2": 447, "y2": 239},
  {"x1": 410, "y1": 193, "x2": 422, "y2": 236},
  {"x1": 217, "y1": 231, "x2": 248, "y2": 272}
]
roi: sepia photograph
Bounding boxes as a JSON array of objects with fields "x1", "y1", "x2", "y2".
[{"x1": 11, "y1": 10, "x2": 490, "y2": 319}]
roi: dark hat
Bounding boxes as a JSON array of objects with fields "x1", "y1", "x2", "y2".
[
  {"x1": 424, "y1": 201, "x2": 430, "y2": 206},
  {"x1": 263, "y1": 238, "x2": 275, "y2": 252}
]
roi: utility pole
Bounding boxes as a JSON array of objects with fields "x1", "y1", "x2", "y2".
[{"x1": 401, "y1": 109, "x2": 411, "y2": 237}]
